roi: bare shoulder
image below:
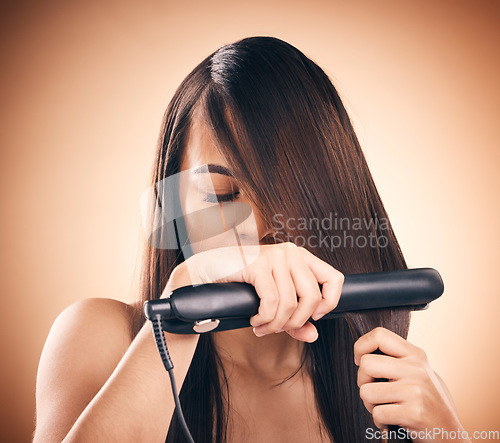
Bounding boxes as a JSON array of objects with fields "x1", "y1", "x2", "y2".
[
  {"x1": 34, "y1": 298, "x2": 140, "y2": 441},
  {"x1": 46, "y1": 297, "x2": 137, "y2": 353}
]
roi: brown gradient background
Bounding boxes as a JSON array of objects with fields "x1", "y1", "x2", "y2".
[{"x1": 0, "y1": 0, "x2": 499, "y2": 441}]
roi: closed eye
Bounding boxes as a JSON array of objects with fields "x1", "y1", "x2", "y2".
[{"x1": 203, "y1": 192, "x2": 240, "y2": 203}]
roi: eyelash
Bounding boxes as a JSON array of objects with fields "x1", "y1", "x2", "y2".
[{"x1": 203, "y1": 192, "x2": 240, "y2": 203}]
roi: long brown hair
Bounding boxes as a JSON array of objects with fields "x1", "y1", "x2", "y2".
[{"x1": 132, "y1": 36, "x2": 411, "y2": 442}]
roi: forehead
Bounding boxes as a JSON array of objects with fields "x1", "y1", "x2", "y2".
[{"x1": 180, "y1": 111, "x2": 227, "y2": 171}]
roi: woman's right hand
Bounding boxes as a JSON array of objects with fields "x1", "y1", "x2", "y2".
[{"x1": 162, "y1": 242, "x2": 344, "y2": 343}]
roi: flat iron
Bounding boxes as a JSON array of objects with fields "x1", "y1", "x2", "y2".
[{"x1": 144, "y1": 267, "x2": 444, "y2": 334}]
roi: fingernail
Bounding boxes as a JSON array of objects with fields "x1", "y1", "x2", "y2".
[
  {"x1": 275, "y1": 329, "x2": 284, "y2": 333},
  {"x1": 253, "y1": 327, "x2": 265, "y2": 337},
  {"x1": 312, "y1": 311, "x2": 326, "y2": 321}
]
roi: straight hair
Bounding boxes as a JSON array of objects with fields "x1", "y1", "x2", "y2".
[{"x1": 132, "y1": 36, "x2": 411, "y2": 442}]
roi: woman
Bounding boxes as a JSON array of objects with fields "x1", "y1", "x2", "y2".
[{"x1": 34, "y1": 36, "x2": 469, "y2": 442}]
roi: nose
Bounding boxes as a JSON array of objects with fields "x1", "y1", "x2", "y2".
[
  {"x1": 259, "y1": 229, "x2": 279, "y2": 245},
  {"x1": 243, "y1": 201, "x2": 277, "y2": 245},
  {"x1": 257, "y1": 215, "x2": 280, "y2": 245},
  {"x1": 227, "y1": 200, "x2": 277, "y2": 245}
]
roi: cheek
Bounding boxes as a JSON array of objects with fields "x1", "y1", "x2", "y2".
[
  {"x1": 189, "y1": 229, "x2": 238, "y2": 254},
  {"x1": 183, "y1": 203, "x2": 262, "y2": 255},
  {"x1": 178, "y1": 174, "x2": 198, "y2": 216},
  {"x1": 178, "y1": 177, "x2": 226, "y2": 252}
]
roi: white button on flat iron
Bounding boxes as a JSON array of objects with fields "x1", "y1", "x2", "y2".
[{"x1": 193, "y1": 319, "x2": 220, "y2": 333}]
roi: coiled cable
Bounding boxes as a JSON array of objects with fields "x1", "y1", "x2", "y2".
[{"x1": 151, "y1": 315, "x2": 195, "y2": 443}]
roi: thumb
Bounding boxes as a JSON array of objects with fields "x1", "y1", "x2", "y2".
[
  {"x1": 284, "y1": 321, "x2": 319, "y2": 343},
  {"x1": 183, "y1": 244, "x2": 262, "y2": 285}
]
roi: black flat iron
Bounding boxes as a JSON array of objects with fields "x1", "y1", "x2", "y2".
[{"x1": 144, "y1": 267, "x2": 444, "y2": 334}]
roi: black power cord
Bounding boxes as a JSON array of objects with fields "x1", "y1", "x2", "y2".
[{"x1": 151, "y1": 315, "x2": 195, "y2": 443}]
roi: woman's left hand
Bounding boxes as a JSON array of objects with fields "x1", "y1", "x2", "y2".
[{"x1": 354, "y1": 327, "x2": 471, "y2": 443}]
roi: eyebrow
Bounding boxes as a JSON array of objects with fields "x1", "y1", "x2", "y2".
[{"x1": 191, "y1": 163, "x2": 234, "y2": 177}]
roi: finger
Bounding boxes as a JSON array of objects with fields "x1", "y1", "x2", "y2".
[
  {"x1": 354, "y1": 327, "x2": 412, "y2": 365},
  {"x1": 254, "y1": 249, "x2": 297, "y2": 334},
  {"x1": 284, "y1": 321, "x2": 319, "y2": 343},
  {"x1": 357, "y1": 354, "x2": 412, "y2": 387},
  {"x1": 280, "y1": 256, "x2": 322, "y2": 331},
  {"x1": 359, "y1": 381, "x2": 410, "y2": 414},
  {"x1": 298, "y1": 247, "x2": 343, "y2": 320},
  {"x1": 248, "y1": 260, "x2": 280, "y2": 328}
]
